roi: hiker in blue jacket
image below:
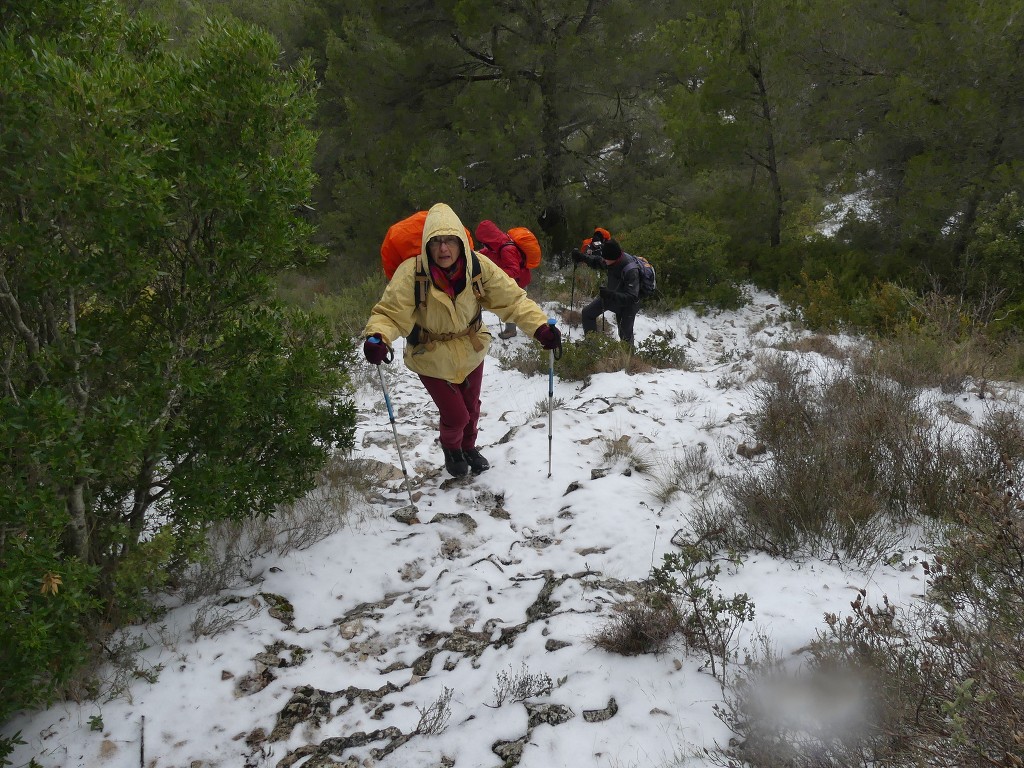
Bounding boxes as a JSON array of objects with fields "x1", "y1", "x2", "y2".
[{"x1": 571, "y1": 238, "x2": 640, "y2": 343}]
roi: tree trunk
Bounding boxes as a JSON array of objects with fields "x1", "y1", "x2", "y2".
[
  {"x1": 750, "y1": 62, "x2": 783, "y2": 248},
  {"x1": 537, "y1": 64, "x2": 571, "y2": 259},
  {"x1": 65, "y1": 478, "x2": 90, "y2": 562}
]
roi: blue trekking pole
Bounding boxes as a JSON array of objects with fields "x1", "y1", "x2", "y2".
[
  {"x1": 369, "y1": 338, "x2": 416, "y2": 511},
  {"x1": 546, "y1": 317, "x2": 557, "y2": 478}
]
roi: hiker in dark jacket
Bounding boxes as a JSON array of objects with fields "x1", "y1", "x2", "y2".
[{"x1": 571, "y1": 238, "x2": 640, "y2": 343}]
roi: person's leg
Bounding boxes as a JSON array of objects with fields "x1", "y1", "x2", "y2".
[
  {"x1": 455, "y1": 362, "x2": 489, "y2": 473},
  {"x1": 419, "y1": 373, "x2": 471, "y2": 476},
  {"x1": 498, "y1": 322, "x2": 517, "y2": 339},
  {"x1": 581, "y1": 296, "x2": 605, "y2": 335},
  {"x1": 617, "y1": 309, "x2": 637, "y2": 344},
  {"x1": 457, "y1": 361, "x2": 484, "y2": 450}
]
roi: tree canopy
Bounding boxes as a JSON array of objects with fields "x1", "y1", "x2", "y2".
[{"x1": 0, "y1": 0, "x2": 355, "y2": 719}]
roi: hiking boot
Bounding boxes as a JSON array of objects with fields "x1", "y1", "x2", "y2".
[
  {"x1": 497, "y1": 324, "x2": 517, "y2": 340},
  {"x1": 442, "y1": 447, "x2": 469, "y2": 477},
  {"x1": 463, "y1": 447, "x2": 490, "y2": 474}
]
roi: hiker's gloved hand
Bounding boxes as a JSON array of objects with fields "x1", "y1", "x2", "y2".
[
  {"x1": 599, "y1": 287, "x2": 615, "y2": 304},
  {"x1": 534, "y1": 323, "x2": 561, "y2": 351},
  {"x1": 363, "y1": 333, "x2": 391, "y2": 365},
  {"x1": 570, "y1": 248, "x2": 584, "y2": 264}
]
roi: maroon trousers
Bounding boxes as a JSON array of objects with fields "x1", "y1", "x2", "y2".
[{"x1": 418, "y1": 361, "x2": 484, "y2": 451}]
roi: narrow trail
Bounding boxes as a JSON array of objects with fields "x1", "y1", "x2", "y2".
[{"x1": 6, "y1": 293, "x2": 934, "y2": 768}]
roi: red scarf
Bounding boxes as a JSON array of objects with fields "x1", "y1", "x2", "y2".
[{"x1": 429, "y1": 255, "x2": 466, "y2": 299}]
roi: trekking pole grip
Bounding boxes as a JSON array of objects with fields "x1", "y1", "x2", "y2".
[{"x1": 368, "y1": 334, "x2": 394, "y2": 364}]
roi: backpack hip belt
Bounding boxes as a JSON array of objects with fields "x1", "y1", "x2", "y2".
[{"x1": 412, "y1": 311, "x2": 485, "y2": 352}]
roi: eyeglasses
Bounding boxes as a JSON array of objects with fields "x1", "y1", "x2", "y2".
[{"x1": 427, "y1": 235, "x2": 462, "y2": 250}]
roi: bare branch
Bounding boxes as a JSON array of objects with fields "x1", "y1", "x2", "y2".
[
  {"x1": 2, "y1": 338, "x2": 19, "y2": 404},
  {"x1": 0, "y1": 273, "x2": 41, "y2": 360},
  {"x1": 450, "y1": 33, "x2": 496, "y2": 67}
]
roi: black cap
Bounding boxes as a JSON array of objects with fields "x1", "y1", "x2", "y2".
[
  {"x1": 591, "y1": 230, "x2": 605, "y2": 243},
  {"x1": 601, "y1": 239, "x2": 622, "y2": 262}
]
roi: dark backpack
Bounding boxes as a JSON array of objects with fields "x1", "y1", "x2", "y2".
[{"x1": 627, "y1": 253, "x2": 657, "y2": 299}]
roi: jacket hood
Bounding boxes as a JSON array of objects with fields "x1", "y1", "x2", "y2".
[
  {"x1": 474, "y1": 219, "x2": 508, "y2": 253},
  {"x1": 420, "y1": 203, "x2": 471, "y2": 270}
]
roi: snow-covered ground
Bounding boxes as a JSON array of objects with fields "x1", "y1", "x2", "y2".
[{"x1": 7, "y1": 290, "x2": 989, "y2": 768}]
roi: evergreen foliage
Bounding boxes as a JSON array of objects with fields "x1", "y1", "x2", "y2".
[{"x1": 0, "y1": 0, "x2": 355, "y2": 721}]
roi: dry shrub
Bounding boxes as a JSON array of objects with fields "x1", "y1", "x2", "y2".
[
  {"x1": 714, "y1": 353, "x2": 967, "y2": 563},
  {"x1": 652, "y1": 444, "x2": 717, "y2": 504},
  {"x1": 852, "y1": 330, "x2": 976, "y2": 393},
  {"x1": 707, "y1": 595, "x2": 921, "y2": 768},
  {"x1": 177, "y1": 452, "x2": 375, "y2": 601},
  {"x1": 709, "y1": 409, "x2": 1024, "y2": 768},
  {"x1": 776, "y1": 333, "x2": 851, "y2": 361},
  {"x1": 853, "y1": 290, "x2": 1024, "y2": 393},
  {"x1": 601, "y1": 431, "x2": 654, "y2": 473},
  {"x1": 591, "y1": 594, "x2": 683, "y2": 656}
]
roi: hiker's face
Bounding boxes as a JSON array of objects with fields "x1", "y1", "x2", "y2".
[{"x1": 428, "y1": 235, "x2": 462, "y2": 266}]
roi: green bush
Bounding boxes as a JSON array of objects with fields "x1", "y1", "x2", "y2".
[
  {"x1": 620, "y1": 214, "x2": 746, "y2": 309},
  {"x1": 634, "y1": 329, "x2": 688, "y2": 369},
  {"x1": 963, "y1": 191, "x2": 1024, "y2": 324},
  {"x1": 0, "y1": 3, "x2": 357, "y2": 724},
  {"x1": 781, "y1": 271, "x2": 916, "y2": 334},
  {"x1": 552, "y1": 334, "x2": 638, "y2": 381},
  {"x1": 0, "y1": 528, "x2": 98, "y2": 723}
]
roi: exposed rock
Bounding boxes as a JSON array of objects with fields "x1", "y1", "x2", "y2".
[
  {"x1": 244, "y1": 728, "x2": 267, "y2": 746},
  {"x1": 339, "y1": 619, "x2": 364, "y2": 640},
  {"x1": 525, "y1": 702, "x2": 574, "y2": 728},
  {"x1": 270, "y1": 682, "x2": 400, "y2": 742},
  {"x1": 392, "y1": 508, "x2": 420, "y2": 525},
  {"x1": 428, "y1": 512, "x2": 478, "y2": 531},
  {"x1": 544, "y1": 639, "x2": 572, "y2": 652},
  {"x1": 492, "y1": 735, "x2": 528, "y2": 767},
  {"x1": 582, "y1": 696, "x2": 618, "y2": 723},
  {"x1": 278, "y1": 727, "x2": 405, "y2": 768},
  {"x1": 270, "y1": 686, "x2": 339, "y2": 741},
  {"x1": 235, "y1": 665, "x2": 275, "y2": 696},
  {"x1": 260, "y1": 592, "x2": 295, "y2": 628}
]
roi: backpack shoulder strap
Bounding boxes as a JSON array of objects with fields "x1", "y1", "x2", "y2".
[
  {"x1": 414, "y1": 261, "x2": 431, "y2": 310},
  {"x1": 469, "y1": 251, "x2": 486, "y2": 302}
]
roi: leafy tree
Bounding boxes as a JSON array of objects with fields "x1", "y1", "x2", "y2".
[
  {"x1": 659, "y1": 0, "x2": 817, "y2": 250},
  {"x1": 320, "y1": 0, "x2": 685, "y2": 262},
  {"x1": 0, "y1": 0, "x2": 355, "y2": 719},
  {"x1": 796, "y1": 0, "x2": 1024, "y2": 280}
]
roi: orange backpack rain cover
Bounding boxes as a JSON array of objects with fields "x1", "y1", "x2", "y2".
[
  {"x1": 508, "y1": 227, "x2": 542, "y2": 270},
  {"x1": 381, "y1": 211, "x2": 475, "y2": 279}
]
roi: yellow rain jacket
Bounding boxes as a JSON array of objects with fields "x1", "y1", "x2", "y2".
[{"x1": 364, "y1": 203, "x2": 550, "y2": 384}]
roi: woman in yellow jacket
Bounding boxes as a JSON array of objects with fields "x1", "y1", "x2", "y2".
[{"x1": 363, "y1": 203, "x2": 561, "y2": 477}]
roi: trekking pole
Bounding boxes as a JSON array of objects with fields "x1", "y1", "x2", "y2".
[
  {"x1": 369, "y1": 339, "x2": 416, "y2": 510},
  {"x1": 570, "y1": 261, "x2": 577, "y2": 318},
  {"x1": 546, "y1": 317, "x2": 558, "y2": 478}
]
